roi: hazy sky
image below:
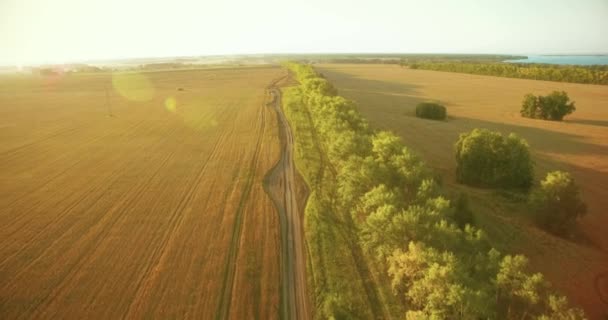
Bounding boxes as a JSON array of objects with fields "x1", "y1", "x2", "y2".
[{"x1": 1, "y1": 0, "x2": 607, "y2": 65}]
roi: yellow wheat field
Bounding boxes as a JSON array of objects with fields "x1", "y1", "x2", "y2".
[{"x1": 0, "y1": 66, "x2": 283, "y2": 319}]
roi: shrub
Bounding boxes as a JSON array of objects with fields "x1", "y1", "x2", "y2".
[
  {"x1": 455, "y1": 129, "x2": 534, "y2": 189},
  {"x1": 451, "y1": 192, "x2": 474, "y2": 228},
  {"x1": 415, "y1": 102, "x2": 446, "y2": 120},
  {"x1": 520, "y1": 91, "x2": 576, "y2": 121},
  {"x1": 530, "y1": 171, "x2": 587, "y2": 236}
]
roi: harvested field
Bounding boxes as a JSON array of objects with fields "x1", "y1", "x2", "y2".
[
  {"x1": 318, "y1": 63, "x2": 608, "y2": 318},
  {"x1": 0, "y1": 66, "x2": 283, "y2": 319}
]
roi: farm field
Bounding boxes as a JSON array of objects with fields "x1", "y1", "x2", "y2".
[
  {"x1": 318, "y1": 64, "x2": 608, "y2": 318},
  {"x1": 0, "y1": 66, "x2": 283, "y2": 319}
]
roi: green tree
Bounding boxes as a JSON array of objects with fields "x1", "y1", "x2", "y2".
[
  {"x1": 353, "y1": 184, "x2": 402, "y2": 224},
  {"x1": 537, "y1": 295, "x2": 586, "y2": 320},
  {"x1": 455, "y1": 129, "x2": 534, "y2": 189},
  {"x1": 521, "y1": 94, "x2": 542, "y2": 119},
  {"x1": 388, "y1": 242, "x2": 493, "y2": 319},
  {"x1": 496, "y1": 255, "x2": 546, "y2": 319},
  {"x1": 520, "y1": 91, "x2": 576, "y2": 121},
  {"x1": 372, "y1": 131, "x2": 403, "y2": 162},
  {"x1": 415, "y1": 102, "x2": 447, "y2": 120},
  {"x1": 337, "y1": 155, "x2": 381, "y2": 208},
  {"x1": 530, "y1": 171, "x2": 587, "y2": 236},
  {"x1": 302, "y1": 78, "x2": 338, "y2": 96},
  {"x1": 360, "y1": 204, "x2": 401, "y2": 261}
]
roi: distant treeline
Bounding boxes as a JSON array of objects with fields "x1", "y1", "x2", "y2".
[
  {"x1": 139, "y1": 62, "x2": 201, "y2": 70},
  {"x1": 399, "y1": 54, "x2": 526, "y2": 63},
  {"x1": 403, "y1": 61, "x2": 608, "y2": 85},
  {"x1": 33, "y1": 64, "x2": 105, "y2": 75},
  {"x1": 284, "y1": 53, "x2": 524, "y2": 64},
  {"x1": 318, "y1": 58, "x2": 401, "y2": 64}
]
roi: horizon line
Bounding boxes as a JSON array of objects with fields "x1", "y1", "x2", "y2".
[{"x1": 3, "y1": 51, "x2": 608, "y2": 68}]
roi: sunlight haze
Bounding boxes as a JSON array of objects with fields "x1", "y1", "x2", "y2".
[
  {"x1": 1, "y1": 0, "x2": 607, "y2": 65},
  {"x1": 2, "y1": 1, "x2": 608, "y2": 319}
]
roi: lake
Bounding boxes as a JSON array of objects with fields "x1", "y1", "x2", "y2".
[{"x1": 504, "y1": 55, "x2": 608, "y2": 66}]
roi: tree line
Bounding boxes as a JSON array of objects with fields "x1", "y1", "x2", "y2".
[
  {"x1": 403, "y1": 61, "x2": 608, "y2": 85},
  {"x1": 283, "y1": 62, "x2": 586, "y2": 319}
]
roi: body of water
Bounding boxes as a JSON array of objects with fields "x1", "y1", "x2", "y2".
[{"x1": 504, "y1": 55, "x2": 608, "y2": 66}]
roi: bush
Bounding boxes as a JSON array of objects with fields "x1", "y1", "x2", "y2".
[
  {"x1": 521, "y1": 91, "x2": 576, "y2": 121},
  {"x1": 451, "y1": 192, "x2": 474, "y2": 228},
  {"x1": 415, "y1": 102, "x2": 446, "y2": 120},
  {"x1": 530, "y1": 171, "x2": 587, "y2": 236},
  {"x1": 455, "y1": 129, "x2": 534, "y2": 189}
]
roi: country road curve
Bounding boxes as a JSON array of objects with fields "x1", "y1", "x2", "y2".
[{"x1": 265, "y1": 85, "x2": 311, "y2": 320}]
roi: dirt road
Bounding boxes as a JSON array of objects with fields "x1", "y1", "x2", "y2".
[{"x1": 266, "y1": 86, "x2": 311, "y2": 320}]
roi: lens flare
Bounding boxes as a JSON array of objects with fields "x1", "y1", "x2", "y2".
[
  {"x1": 165, "y1": 97, "x2": 177, "y2": 112},
  {"x1": 112, "y1": 72, "x2": 155, "y2": 101}
]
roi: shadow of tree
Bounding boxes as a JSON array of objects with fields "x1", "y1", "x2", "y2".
[
  {"x1": 454, "y1": 116, "x2": 608, "y2": 157},
  {"x1": 321, "y1": 66, "x2": 608, "y2": 158},
  {"x1": 320, "y1": 67, "x2": 425, "y2": 115},
  {"x1": 566, "y1": 119, "x2": 608, "y2": 128}
]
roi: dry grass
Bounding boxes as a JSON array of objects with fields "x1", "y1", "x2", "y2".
[
  {"x1": 318, "y1": 63, "x2": 608, "y2": 318},
  {"x1": 0, "y1": 66, "x2": 282, "y2": 319}
]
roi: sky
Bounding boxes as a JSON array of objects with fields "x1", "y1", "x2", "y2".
[{"x1": 1, "y1": 0, "x2": 607, "y2": 66}]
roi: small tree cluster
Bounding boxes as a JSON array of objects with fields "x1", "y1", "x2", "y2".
[
  {"x1": 530, "y1": 171, "x2": 587, "y2": 236},
  {"x1": 521, "y1": 91, "x2": 576, "y2": 121},
  {"x1": 455, "y1": 128, "x2": 534, "y2": 189},
  {"x1": 415, "y1": 102, "x2": 446, "y2": 120}
]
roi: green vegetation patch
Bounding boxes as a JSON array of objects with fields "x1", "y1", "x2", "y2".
[
  {"x1": 405, "y1": 61, "x2": 608, "y2": 85},
  {"x1": 530, "y1": 171, "x2": 587, "y2": 237},
  {"x1": 521, "y1": 91, "x2": 576, "y2": 121},
  {"x1": 283, "y1": 62, "x2": 585, "y2": 319},
  {"x1": 455, "y1": 128, "x2": 534, "y2": 189},
  {"x1": 415, "y1": 102, "x2": 447, "y2": 120}
]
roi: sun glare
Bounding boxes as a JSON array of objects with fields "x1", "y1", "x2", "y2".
[
  {"x1": 165, "y1": 96, "x2": 177, "y2": 112},
  {"x1": 111, "y1": 72, "x2": 155, "y2": 101}
]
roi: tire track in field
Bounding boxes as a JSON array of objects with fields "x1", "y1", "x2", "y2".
[
  {"x1": 215, "y1": 86, "x2": 268, "y2": 320},
  {"x1": 0, "y1": 152, "x2": 141, "y2": 273},
  {"x1": 0, "y1": 118, "x2": 149, "y2": 224},
  {"x1": 0, "y1": 124, "x2": 87, "y2": 159},
  {"x1": 27, "y1": 113, "x2": 229, "y2": 318},
  {"x1": 0, "y1": 118, "x2": 156, "y2": 269},
  {"x1": 122, "y1": 124, "x2": 229, "y2": 318},
  {"x1": 0, "y1": 120, "x2": 183, "y2": 296},
  {"x1": 23, "y1": 146, "x2": 178, "y2": 318}
]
